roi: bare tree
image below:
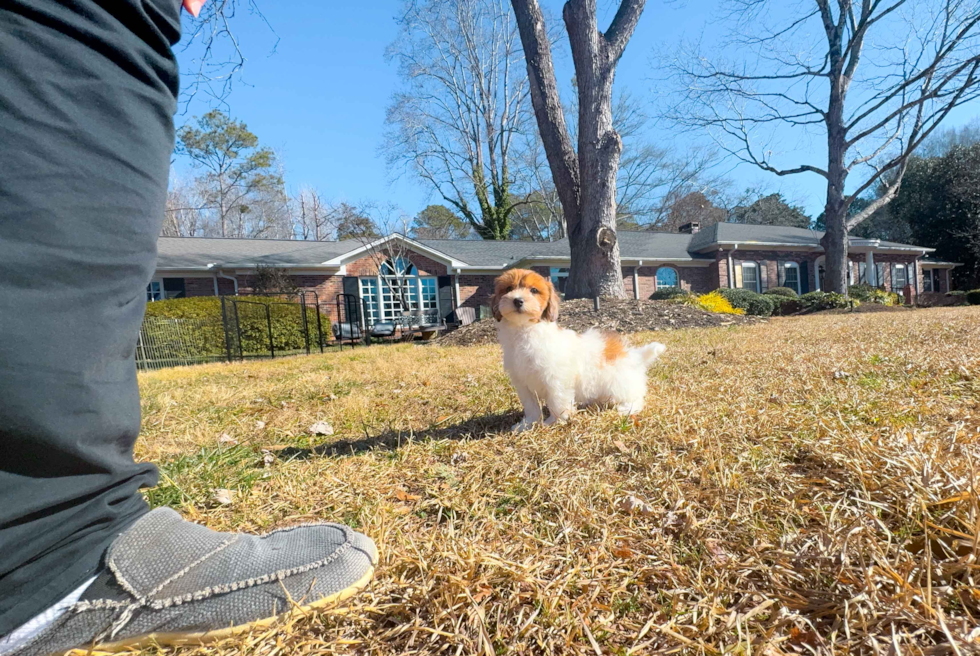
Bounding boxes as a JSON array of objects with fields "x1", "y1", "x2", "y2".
[
  {"x1": 514, "y1": 92, "x2": 721, "y2": 238},
  {"x1": 162, "y1": 174, "x2": 210, "y2": 237},
  {"x1": 664, "y1": 0, "x2": 980, "y2": 293},
  {"x1": 353, "y1": 204, "x2": 431, "y2": 327},
  {"x1": 385, "y1": 0, "x2": 531, "y2": 240},
  {"x1": 293, "y1": 186, "x2": 337, "y2": 241},
  {"x1": 177, "y1": 0, "x2": 279, "y2": 110},
  {"x1": 511, "y1": 0, "x2": 646, "y2": 298}
]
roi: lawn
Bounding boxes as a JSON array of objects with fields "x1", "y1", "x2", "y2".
[{"x1": 130, "y1": 307, "x2": 980, "y2": 655}]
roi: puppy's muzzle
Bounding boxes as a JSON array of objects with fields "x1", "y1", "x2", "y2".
[{"x1": 513, "y1": 297, "x2": 525, "y2": 311}]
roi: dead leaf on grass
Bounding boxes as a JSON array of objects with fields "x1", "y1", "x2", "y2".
[{"x1": 309, "y1": 421, "x2": 334, "y2": 436}]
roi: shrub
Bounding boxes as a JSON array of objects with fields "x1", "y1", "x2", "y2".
[
  {"x1": 144, "y1": 296, "x2": 330, "y2": 355},
  {"x1": 967, "y1": 290, "x2": 980, "y2": 305},
  {"x1": 716, "y1": 288, "x2": 777, "y2": 316},
  {"x1": 848, "y1": 284, "x2": 900, "y2": 306},
  {"x1": 798, "y1": 291, "x2": 852, "y2": 311},
  {"x1": 764, "y1": 286, "x2": 798, "y2": 297},
  {"x1": 773, "y1": 297, "x2": 805, "y2": 316},
  {"x1": 650, "y1": 287, "x2": 690, "y2": 301},
  {"x1": 684, "y1": 291, "x2": 745, "y2": 315}
]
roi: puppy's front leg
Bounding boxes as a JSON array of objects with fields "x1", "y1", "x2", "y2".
[
  {"x1": 543, "y1": 387, "x2": 576, "y2": 426},
  {"x1": 512, "y1": 382, "x2": 543, "y2": 433}
]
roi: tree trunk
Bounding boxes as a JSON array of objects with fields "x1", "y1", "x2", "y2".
[
  {"x1": 512, "y1": 0, "x2": 643, "y2": 300},
  {"x1": 821, "y1": 49, "x2": 849, "y2": 295}
]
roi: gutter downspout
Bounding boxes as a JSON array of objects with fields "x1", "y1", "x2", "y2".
[
  {"x1": 208, "y1": 264, "x2": 239, "y2": 295},
  {"x1": 634, "y1": 261, "x2": 642, "y2": 299},
  {"x1": 220, "y1": 272, "x2": 239, "y2": 295},
  {"x1": 727, "y1": 245, "x2": 738, "y2": 288}
]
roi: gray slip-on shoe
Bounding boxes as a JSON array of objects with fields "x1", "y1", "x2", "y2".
[{"x1": 9, "y1": 508, "x2": 378, "y2": 656}]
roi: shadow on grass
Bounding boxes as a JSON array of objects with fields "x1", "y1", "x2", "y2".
[{"x1": 273, "y1": 411, "x2": 522, "y2": 460}]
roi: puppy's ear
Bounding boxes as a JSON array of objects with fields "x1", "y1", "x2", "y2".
[
  {"x1": 491, "y1": 291, "x2": 503, "y2": 322},
  {"x1": 542, "y1": 280, "x2": 560, "y2": 322}
]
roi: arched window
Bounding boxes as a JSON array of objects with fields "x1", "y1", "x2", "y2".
[
  {"x1": 360, "y1": 257, "x2": 440, "y2": 326},
  {"x1": 782, "y1": 261, "x2": 801, "y2": 294},
  {"x1": 380, "y1": 257, "x2": 416, "y2": 277},
  {"x1": 656, "y1": 266, "x2": 679, "y2": 289},
  {"x1": 740, "y1": 261, "x2": 760, "y2": 292}
]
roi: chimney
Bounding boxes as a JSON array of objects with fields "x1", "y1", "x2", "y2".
[{"x1": 679, "y1": 221, "x2": 701, "y2": 234}]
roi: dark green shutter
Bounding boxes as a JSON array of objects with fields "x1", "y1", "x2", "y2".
[
  {"x1": 800, "y1": 261, "x2": 809, "y2": 293},
  {"x1": 776, "y1": 260, "x2": 785, "y2": 287},
  {"x1": 759, "y1": 262, "x2": 768, "y2": 291},
  {"x1": 341, "y1": 276, "x2": 361, "y2": 325},
  {"x1": 162, "y1": 277, "x2": 185, "y2": 298}
]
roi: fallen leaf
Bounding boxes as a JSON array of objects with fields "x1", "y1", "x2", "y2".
[
  {"x1": 255, "y1": 420, "x2": 266, "y2": 430},
  {"x1": 218, "y1": 433, "x2": 238, "y2": 445},
  {"x1": 611, "y1": 545, "x2": 634, "y2": 558},
  {"x1": 212, "y1": 489, "x2": 235, "y2": 506},
  {"x1": 613, "y1": 440, "x2": 630, "y2": 453},
  {"x1": 309, "y1": 421, "x2": 334, "y2": 436},
  {"x1": 705, "y1": 539, "x2": 730, "y2": 564},
  {"x1": 394, "y1": 488, "x2": 421, "y2": 502},
  {"x1": 617, "y1": 495, "x2": 655, "y2": 516},
  {"x1": 262, "y1": 450, "x2": 275, "y2": 468}
]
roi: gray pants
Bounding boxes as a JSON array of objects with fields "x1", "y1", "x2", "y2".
[{"x1": 0, "y1": 0, "x2": 181, "y2": 635}]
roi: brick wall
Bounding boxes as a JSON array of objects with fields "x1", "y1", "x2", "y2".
[
  {"x1": 635, "y1": 265, "x2": 713, "y2": 298},
  {"x1": 730, "y1": 250, "x2": 823, "y2": 292},
  {"x1": 183, "y1": 276, "x2": 217, "y2": 297}
]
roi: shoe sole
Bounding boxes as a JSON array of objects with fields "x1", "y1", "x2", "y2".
[{"x1": 76, "y1": 565, "x2": 376, "y2": 654}]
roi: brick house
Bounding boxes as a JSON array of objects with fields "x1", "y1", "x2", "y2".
[{"x1": 148, "y1": 223, "x2": 954, "y2": 323}]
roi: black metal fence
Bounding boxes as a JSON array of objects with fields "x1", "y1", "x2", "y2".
[{"x1": 136, "y1": 291, "x2": 330, "y2": 371}]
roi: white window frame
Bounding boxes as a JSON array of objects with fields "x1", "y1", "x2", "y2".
[
  {"x1": 655, "y1": 266, "x2": 679, "y2": 290},
  {"x1": 361, "y1": 258, "x2": 441, "y2": 324},
  {"x1": 146, "y1": 279, "x2": 163, "y2": 302},
  {"x1": 891, "y1": 263, "x2": 909, "y2": 292},
  {"x1": 740, "y1": 261, "x2": 761, "y2": 292},
  {"x1": 782, "y1": 262, "x2": 801, "y2": 294}
]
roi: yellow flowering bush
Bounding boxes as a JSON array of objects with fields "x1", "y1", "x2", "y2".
[{"x1": 685, "y1": 291, "x2": 746, "y2": 315}]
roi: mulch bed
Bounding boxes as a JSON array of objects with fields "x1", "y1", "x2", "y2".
[{"x1": 437, "y1": 298, "x2": 765, "y2": 347}]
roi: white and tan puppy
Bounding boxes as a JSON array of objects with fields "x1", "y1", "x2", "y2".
[{"x1": 491, "y1": 269, "x2": 666, "y2": 433}]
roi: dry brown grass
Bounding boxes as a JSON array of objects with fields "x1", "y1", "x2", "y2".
[{"x1": 122, "y1": 307, "x2": 980, "y2": 655}]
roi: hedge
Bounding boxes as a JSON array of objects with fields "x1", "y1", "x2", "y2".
[
  {"x1": 967, "y1": 290, "x2": 980, "y2": 305},
  {"x1": 764, "y1": 286, "x2": 798, "y2": 298},
  {"x1": 144, "y1": 296, "x2": 330, "y2": 356},
  {"x1": 715, "y1": 288, "x2": 776, "y2": 316}
]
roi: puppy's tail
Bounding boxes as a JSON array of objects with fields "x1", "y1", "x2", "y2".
[{"x1": 633, "y1": 342, "x2": 666, "y2": 369}]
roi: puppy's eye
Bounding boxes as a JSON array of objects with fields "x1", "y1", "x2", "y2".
[
  {"x1": 529, "y1": 287, "x2": 541, "y2": 295},
  {"x1": 505, "y1": 286, "x2": 514, "y2": 293}
]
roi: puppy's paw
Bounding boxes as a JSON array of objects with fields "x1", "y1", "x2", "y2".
[{"x1": 512, "y1": 417, "x2": 535, "y2": 433}]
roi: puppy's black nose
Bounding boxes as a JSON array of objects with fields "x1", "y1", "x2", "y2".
[{"x1": 513, "y1": 297, "x2": 524, "y2": 309}]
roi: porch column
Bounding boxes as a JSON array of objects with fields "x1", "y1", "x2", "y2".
[
  {"x1": 946, "y1": 268, "x2": 952, "y2": 293},
  {"x1": 865, "y1": 250, "x2": 876, "y2": 286}
]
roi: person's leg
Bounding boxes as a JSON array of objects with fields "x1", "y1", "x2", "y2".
[
  {"x1": 0, "y1": 0, "x2": 179, "y2": 634},
  {"x1": 0, "y1": 2, "x2": 376, "y2": 651}
]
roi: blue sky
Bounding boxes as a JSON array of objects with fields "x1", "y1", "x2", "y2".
[{"x1": 172, "y1": 0, "x2": 980, "y2": 220}]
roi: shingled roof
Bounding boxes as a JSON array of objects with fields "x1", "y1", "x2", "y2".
[{"x1": 155, "y1": 224, "x2": 931, "y2": 271}]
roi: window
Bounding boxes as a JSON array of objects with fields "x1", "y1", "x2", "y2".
[
  {"x1": 359, "y1": 278, "x2": 380, "y2": 324},
  {"x1": 361, "y1": 257, "x2": 440, "y2": 324},
  {"x1": 419, "y1": 277, "x2": 439, "y2": 322},
  {"x1": 656, "y1": 267, "x2": 679, "y2": 289},
  {"x1": 740, "y1": 262, "x2": 760, "y2": 292},
  {"x1": 782, "y1": 262, "x2": 800, "y2": 294},
  {"x1": 146, "y1": 280, "x2": 162, "y2": 302},
  {"x1": 923, "y1": 270, "x2": 934, "y2": 293},
  {"x1": 550, "y1": 267, "x2": 569, "y2": 294},
  {"x1": 892, "y1": 263, "x2": 908, "y2": 292}
]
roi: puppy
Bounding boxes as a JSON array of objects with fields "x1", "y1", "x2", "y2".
[{"x1": 491, "y1": 269, "x2": 666, "y2": 433}]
